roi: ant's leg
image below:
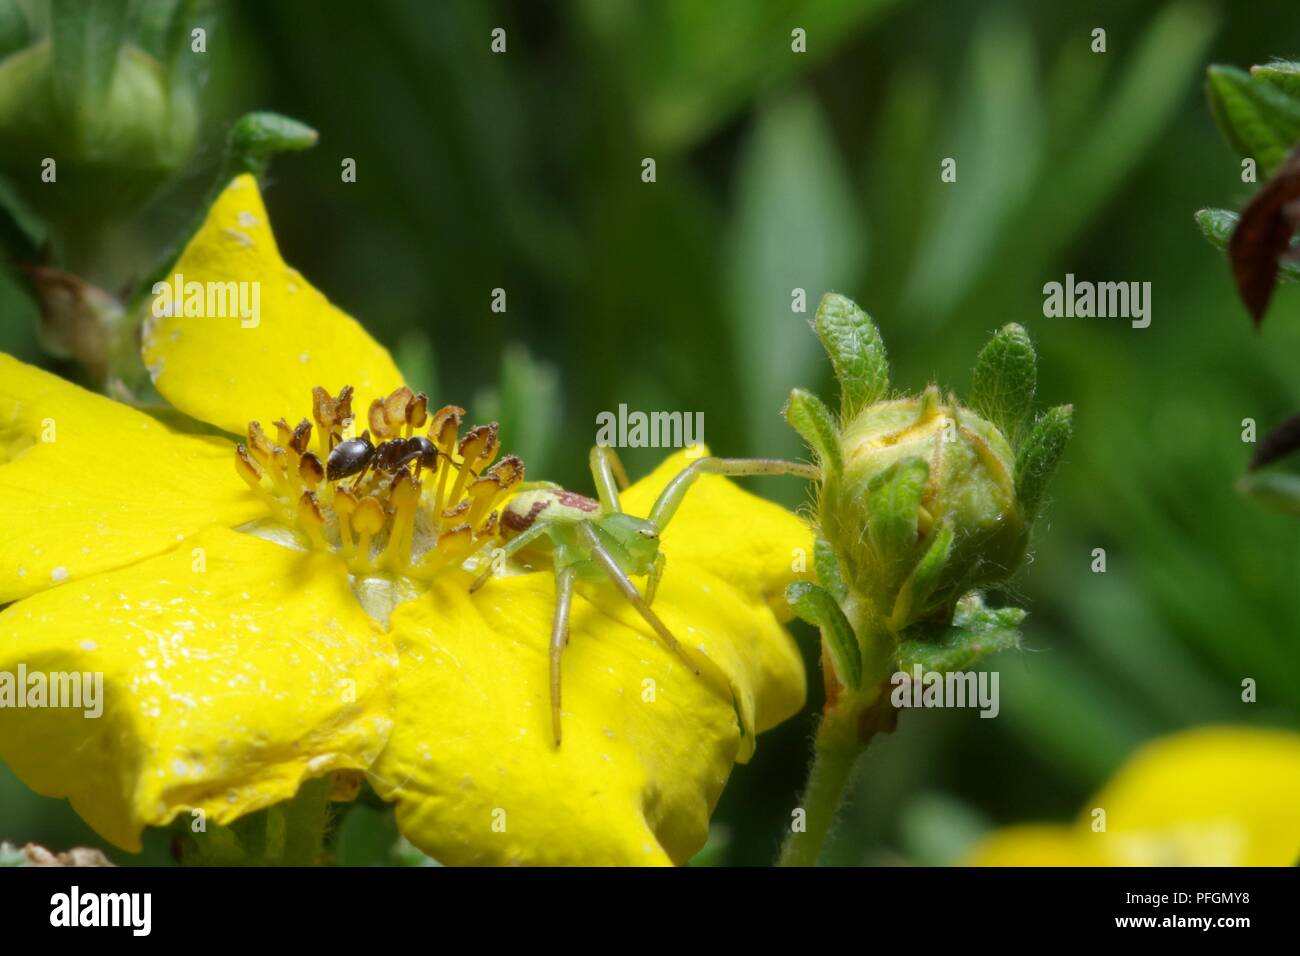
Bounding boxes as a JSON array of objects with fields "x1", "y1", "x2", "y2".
[
  {"x1": 576, "y1": 522, "x2": 700, "y2": 677},
  {"x1": 646, "y1": 552, "x2": 666, "y2": 607},
  {"x1": 588, "y1": 446, "x2": 627, "y2": 514},
  {"x1": 647, "y1": 457, "x2": 819, "y2": 531},
  {"x1": 549, "y1": 564, "x2": 577, "y2": 746},
  {"x1": 468, "y1": 523, "x2": 549, "y2": 593}
]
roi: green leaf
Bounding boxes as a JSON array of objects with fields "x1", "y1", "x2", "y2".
[
  {"x1": 783, "y1": 387, "x2": 842, "y2": 476},
  {"x1": 786, "y1": 581, "x2": 862, "y2": 690},
  {"x1": 814, "y1": 292, "x2": 889, "y2": 418},
  {"x1": 1015, "y1": 405, "x2": 1072, "y2": 522},
  {"x1": 1195, "y1": 207, "x2": 1300, "y2": 284},
  {"x1": 866, "y1": 456, "x2": 928, "y2": 570},
  {"x1": 1251, "y1": 60, "x2": 1300, "y2": 102},
  {"x1": 1207, "y1": 65, "x2": 1300, "y2": 176},
  {"x1": 1236, "y1": 471, "x2": 1300, "y2": 519},
  {"x1": 890, "y1": 522, "x2": 955, "y2": 628},
  {"x1": 49, "y1": 0, "x2": 129, "y2": 120},
  {"x1": 970, "y1": 323, "x2": 1037, "y2": 443},
  {"x1": 814, "y1": 536, "x2": 848, "y2": 601},
  {"x1": 898, "y1": 594, "x2": 1025, "y2": 672}
]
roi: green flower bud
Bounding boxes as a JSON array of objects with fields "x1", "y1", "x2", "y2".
[
  {"x1": 824, "y1": 384, "x2": 1027, "y2": 629},
  {"x1": 0, "y1": 2, "x2": 203, "y2": 231},
  {"x1": 789, "y1": 293, "x2": 1072, "y2": 669}
]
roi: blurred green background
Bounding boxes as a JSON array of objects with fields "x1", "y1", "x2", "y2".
[{"x1": 2, "y1": 0, "x2": 1300, "y2": 865}]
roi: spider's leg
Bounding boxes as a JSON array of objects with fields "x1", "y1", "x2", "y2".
[
  {"x1": 468, "y1": 522, "x2": 549, "y2": 593},
  {"x1": 588, "y1": 446, "x2": 626, "y2": 514},
  {"x1": 646, "y1": 552, "x2": 666, "y2": 607},
  {"x1": 647, "y1": 457, "x2": 819, "y2": 530},
  {"x1": 550, "y1": 564, "x2": 577, "y2": 746},
  {"x1": 577, "y1": 522, "x2": 699, "y2": 676}
]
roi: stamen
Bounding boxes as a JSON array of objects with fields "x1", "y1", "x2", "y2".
[
  {"x1": 298, "y1": 491, "x2": 328, "y2": 549},
  {"x1": 235, "y1": 386, "x2": 522, "y2": 581}
]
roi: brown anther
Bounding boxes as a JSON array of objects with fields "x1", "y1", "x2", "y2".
[
  {"x1": 235, "y1": 444, "x2": 263, "y2": 488},
  {"x1": 465, "y1": 475, "x2": 504, "y2": 526},
  {"x1": 458, "y1": 423, "x2": 499, "y2": 468},
  {"x1": 290, "y1": 419, "x2": 313, "y2": 455},
  {"x1": 370, "y1": 386, "x2": 416, "y2": 440},
  {"x1": 420, "y1": 523, "x2": 476, "y2": 572},
  {"x1": 480, "y1": 511, "x2": 499, "y2": 537},
  {"x1": 441, "y1": 499, "x2": 471, "y2": 521},
  {"x1": 272, "y1": 418, "x2": 297, "y2": 453},
  {"x1": 312, "y1": 385, "x2": 355, "y2": 450},
  {"x1": 246, "y1": 422, "x2": 274, "y2": 466},
  {"x1": 299, "y1": 451, "x2": 325, "y2": 488},
  {"x1": 406, "y1": 392, "x2": 429, "y2": 430},
  {"x1": 428, "y1": 405, "x2": 464, "y2": 449},
  {"x1": 485, "y1": 454, "x2": 525, "y2": 491}
]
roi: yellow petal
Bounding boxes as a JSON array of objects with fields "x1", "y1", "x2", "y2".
[
  {"x1": 140, "y1": 174, "x2": 406, "y2": 436},
  {"x1": 619, "y1": 447, "x2": 816, "y2": 615},
  {"x1": 1083, "y1": 726, "x2": 1300, "y2": 866},
  {"x1": 0, "y1": 526, "x2": 396, "y2": 851},
  {"x1": 964, "y1": 727, "x2": 1300, "y2": 866},
  {"x1": 0, "y1": 353, "x2": 262, "y2": 603},
  {"x1": 961, "y1": 825, "x2": 1110, "y2": 866},
  {"x1": 370, "y1": 562, "x2": 803, "y2": 866}
]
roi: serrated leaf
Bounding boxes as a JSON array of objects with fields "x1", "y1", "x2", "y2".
[
  {"x1": 1015, "y1": 405, "x2": 1072, "y2": 522},
  {"x1": 49, "y1": 0, "x2": 129, "y2": 120},
  {"x1": 1207, "y1": 65, "x2": 1300, "y2": 176},
  {"x1": 867, "y1": 456, "x2": 928, "y2": 571},
  {"x1": 814, "y1": 292, "x2": 889, "y2": 418},
  {"x1": 786, "y1": 581, "x2": 861, "y2": 690},
  {"x1": 783, "y1": 387, "x2": 842, "y2": 476},
  {"x1": 1196, "y1": 208, "x2": 1300, "y2": 283},
  {"x1": 970, "y1": 323, "x2": 1036, "y2": 442},
  {"x1": 889, "y1": 521, "x2": 955, "y2": 629},
  {"x1": 814, "y1": 537, "x2": 848, "y2": 601},
  {"x1": 1236, "y1": 470, "x2": 1300, "y2": 519},
  {"x1": 898, "y1": 594, "x2": 1025, "y2": 672}
]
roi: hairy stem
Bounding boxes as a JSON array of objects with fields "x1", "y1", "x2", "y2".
[{"x1": 778, "y1": 710, "x2": 863, "y2": 866}]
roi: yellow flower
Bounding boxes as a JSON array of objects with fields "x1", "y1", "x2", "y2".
[
  {"x1": 0, "y1": 174, "x2": 810, "y2": 864},
  {"x1": 964, "y1": 726, "x2": 1300, "y2": 866}
]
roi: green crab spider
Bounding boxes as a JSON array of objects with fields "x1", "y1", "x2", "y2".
[{"x1": 470, "y1": 446, "x2": 818, "y2": 745}]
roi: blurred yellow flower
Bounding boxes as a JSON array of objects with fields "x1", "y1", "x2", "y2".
[
  {"x1": 964, "y1": 726, "x2": 1300, "y2": 866},
  {"x1": 0, "y1": 174, "x2": 809, "y2": 864}
]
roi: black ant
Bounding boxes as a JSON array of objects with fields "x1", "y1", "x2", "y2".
[{"x1": 326, "y1": 433, "x2": 443, "y2": 485}]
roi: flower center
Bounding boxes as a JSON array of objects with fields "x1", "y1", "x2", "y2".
[{"x1": 234, "y1": 384, "x2": 523, "y2": 581}]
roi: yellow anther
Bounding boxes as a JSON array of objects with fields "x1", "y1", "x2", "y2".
[
  {"x1": 428, "y1": 405, "x2": 464, "y2": 452},
  {"x1": 419, "y1": 523, "x2": 476, "y2": 574},
  {"x1": 297, "y1": 491, "x2": 328, "y2": 549},
  {"x1": 246, "y1": 421, "x2": 274, "y2": 466},
  {"x1": 271, "y1": 446, "x2": 299, "y2": 496},
  {"x1": 464, "y1": 475, "x2": 503, "y2": 528},
  {"x1": 351, "y1": 495, "x2": 386, "y2": 568},
  {"x1": 235, "y1": 443, "x2": 263, "y2": 488}
]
